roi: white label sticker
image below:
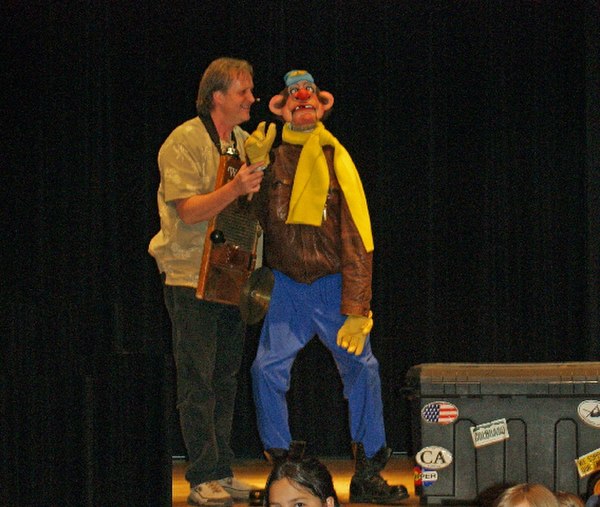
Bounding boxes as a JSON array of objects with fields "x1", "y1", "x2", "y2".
[
  {"x1": 421, "y1": 470, "x2": 439, "y2": 484},
  {"x1": 470, "y1": 418, "x2": 509, "y2": 448},
  {"x1": 414, "y1": 468, "x2": 439, "y2": 488}
]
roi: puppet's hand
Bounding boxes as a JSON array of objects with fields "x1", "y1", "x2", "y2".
[
  {"x1": 245, "y1": 121, "x2": 276, "y2": 165},
  {"x1": 336, "y1": 311, "x2": 373, "y2": 356}
]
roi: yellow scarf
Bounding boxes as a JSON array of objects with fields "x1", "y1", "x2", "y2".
[{"x1": 283, "y1": 122, "x2": 374, "y2": 252}]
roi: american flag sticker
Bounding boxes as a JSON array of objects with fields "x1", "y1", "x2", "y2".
[{"x1": 421, "y1": 401, "x2": 459, "y2": 425}]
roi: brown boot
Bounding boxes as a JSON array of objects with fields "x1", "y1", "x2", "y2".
[
  {"x1": 260, "y1": 442, "x2": 306, "y2": 506},
  {"x1": 264, "y1": 440, "x2": 306, "y2": 465},
  {"x1": 349, "y1": 442, "x2": 409, "y2": 504},
  {"x1": 263, "y1": 447, "x2": 288, "y2": 465}
]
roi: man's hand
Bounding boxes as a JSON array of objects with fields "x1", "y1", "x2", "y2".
[
  {"x1": 233, "y1": 161, "x2": 265, "y2": 196},
  {"x1": 245, "y1": 121, "x2": 276, "y2": 165},
  {"x1": 336, "y1": 311, "x2": 373, "y2": 356}
]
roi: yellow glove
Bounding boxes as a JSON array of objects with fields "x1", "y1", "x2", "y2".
[
  {"x1": 245, "y1": 121, "x2": 276, "y2": 165},
  {"x1": 336, "y1": 311, "x2": 373, "y2": 356}
]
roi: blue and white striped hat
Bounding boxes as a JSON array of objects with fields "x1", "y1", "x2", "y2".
[{"x1": 284, "y1": 70, "x2": 315, "y2": 87}]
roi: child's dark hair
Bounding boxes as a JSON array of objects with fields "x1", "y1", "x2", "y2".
[{"x1": 265, "y1": 456, "x2": 340, "y2": 507}]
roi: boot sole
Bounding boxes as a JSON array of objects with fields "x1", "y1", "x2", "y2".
[{"x1": 187, "y1": 498, "x2": 234, "y2": 507}]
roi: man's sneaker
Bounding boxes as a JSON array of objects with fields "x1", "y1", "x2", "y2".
[
  {"x1": 187, "y1": 481, "x2": 233, "y2": 506},
  {"x1": 217, "y1": 477, "x2": 255, "y2": 501}
]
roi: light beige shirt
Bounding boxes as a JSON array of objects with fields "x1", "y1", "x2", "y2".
[{"x1": 148, "y1": 116, "x2": 253, "y2": 288}]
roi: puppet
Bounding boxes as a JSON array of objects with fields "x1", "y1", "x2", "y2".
[{"x1": 245, "y1": 70, "x2": 408, "y2": 504}]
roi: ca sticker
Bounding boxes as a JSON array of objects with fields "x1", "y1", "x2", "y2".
[
  {"x1": 415, "y1": 446, "x2": 453, "y2": 470},
  {"x1": 577, "y1": 400, "x2": 600, "y2": 428}
]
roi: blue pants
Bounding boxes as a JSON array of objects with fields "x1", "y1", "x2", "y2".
[{"x1": 251, "y1": 270, "x2": 386, "y2": 457}]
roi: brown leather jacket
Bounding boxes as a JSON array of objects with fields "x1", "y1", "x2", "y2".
[{"x1": 254, "y1": 143, "x2": 372, "y2": 316}]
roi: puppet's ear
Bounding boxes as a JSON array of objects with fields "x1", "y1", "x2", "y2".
[
  {"x1": 320, "y1": 91, "x2": 335, "y2": 111},
  {"x1": 269, "y1": 95, "x2": 286, "y2": 116}
]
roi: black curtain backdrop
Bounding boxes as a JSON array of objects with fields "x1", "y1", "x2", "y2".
[{"x1": 3, "y1": 1, "x2": 599, "y2": 505}]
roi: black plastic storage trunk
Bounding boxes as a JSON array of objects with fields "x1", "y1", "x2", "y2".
[{"x1": 405, "y1": 362, "x2": 600, "y2": 505}]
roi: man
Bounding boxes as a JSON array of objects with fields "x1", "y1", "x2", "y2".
[
  {"x1": 245, "y1": 70, "x2": 409, "y2": 504},
  {"x1": 148, "y1": 57, "x2": 264, "y2": 507}
]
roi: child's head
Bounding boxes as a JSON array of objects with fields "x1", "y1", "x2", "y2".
[
  {"x1": 493, "y1": 483, "x2": 560, "y2": 507},
  {"x1": 265, "y1": 456, "x2": 340, "y2": 507},
  {"x1": 555, "y1": 491, "x2": 584, "y2": 507}
]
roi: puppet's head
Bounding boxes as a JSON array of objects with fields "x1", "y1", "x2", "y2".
[{"x1": 269, "y1": 70, "x2": 334, "y2": 130}]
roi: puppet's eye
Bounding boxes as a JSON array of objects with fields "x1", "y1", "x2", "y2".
[
  {"x1": 289, "y1": 86, "x2": 299, "y2": 95},
  {"x1": 305, "y1": 85, "x2": 315, "y2": 93}
]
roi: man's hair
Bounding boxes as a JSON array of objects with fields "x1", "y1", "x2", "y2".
[
  {"x1": 265, "y1": 456, "x2": 340, "y2": 507},
  {"x1": 196, "y1": 57, "x2": 253, "y2": 116}
]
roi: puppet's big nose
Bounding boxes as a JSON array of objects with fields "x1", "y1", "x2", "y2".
[{"x1": 294, "y1": 88, "x2": 311, "y2": 100}]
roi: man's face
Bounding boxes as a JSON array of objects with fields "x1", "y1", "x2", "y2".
[
  {"x1": 216, "y1": 71, "x2": 255, "y2": 126},
  {"x1": 282, "y1": 79, "x2": 323, "y2": 129}
]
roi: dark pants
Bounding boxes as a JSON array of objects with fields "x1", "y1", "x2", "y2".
[{"x1": 163, "y1": 283, "x2": 244, "y2": 486}]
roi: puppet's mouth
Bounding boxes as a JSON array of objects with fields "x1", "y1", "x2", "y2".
[{"x1": 293, "y1": 105, "x2": 314, "y2": 111}]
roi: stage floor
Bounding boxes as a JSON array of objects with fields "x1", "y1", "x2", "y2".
[{"x1": 172, "y1": 455, "x2": 419, "y2": 506}]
